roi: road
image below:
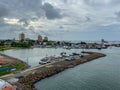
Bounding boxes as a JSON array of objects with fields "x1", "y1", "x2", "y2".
[{"x1": 0, "y1": 59, "x2": 65, "y2": 80}]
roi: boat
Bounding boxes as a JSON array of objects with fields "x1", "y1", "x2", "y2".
[
  {"x1": 39, "y1": 61, "x2": 48, "y2": 64},
  {"x1": 72, "y1": 53, "x2": 80, "y2": 56},
  {"x1": 39, "y1": 55, "x2": 56, "y2": 64},
  {"x1": 65, "y1": 56, "x2": 76, "y2": 61},
  {"x1": 97, "y1": 47, "x2": 102, "y2": 50}
]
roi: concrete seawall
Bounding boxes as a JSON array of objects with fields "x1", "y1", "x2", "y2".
[{"x1": 18, "y1": 52, "x2": 106, "y2": 90}]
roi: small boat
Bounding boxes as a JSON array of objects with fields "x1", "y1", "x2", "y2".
[
  {"x1": 39, "y1": 61, "x2": 48, "y2": 64},
  {"x1": 65, "y1": 57, "x2": 76, "y2": 61},
  {"x1": 39, "y1": 55, "x2": 56, "y2": 64},
  {"x1": 72, "y1": 53, "x2": 80, "y2": 56},
  {"x1": 97, "y1": 47, "x2": 101, "y2": 50}
]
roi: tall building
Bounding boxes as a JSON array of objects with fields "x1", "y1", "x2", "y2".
[
  {"x1": 38, "y1": 35, "x2": 42, "y2": 42},
  {"x1": 19, "y1": 32, "x2": 25, "y2": 41},
  {"x1": 44, "y1": 36, "x2": 48, "y2": 41}
]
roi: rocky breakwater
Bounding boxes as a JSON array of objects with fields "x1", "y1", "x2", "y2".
[{"x1": 18, "y1": 52, "x2": 106, "y2": 90}]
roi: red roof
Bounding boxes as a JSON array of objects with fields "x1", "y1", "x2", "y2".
[
  {"x1": 0, "y1": 60, "x2": 4, "y2": 64},
  {"x1": 2, "y1": 86, "x2": 17, "y2": 90}
]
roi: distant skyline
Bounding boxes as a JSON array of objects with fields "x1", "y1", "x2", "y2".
[{"x1": 0, "y1": 0, "x2": 120, "y2": 41}]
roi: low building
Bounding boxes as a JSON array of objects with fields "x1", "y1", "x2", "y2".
[
  {"x1": 2, "y1": 85, "x2": 17, "y2": 90},
  {"x1": 0, "y1": 60, "x2": 4, "y2": 65},
  {"x1": 0, "y1": 79, "x2": 17, "y2": 90}
]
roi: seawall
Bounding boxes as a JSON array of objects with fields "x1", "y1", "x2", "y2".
[{"x1": 18, "y1": 52, "x2": 106, "y2": 90}]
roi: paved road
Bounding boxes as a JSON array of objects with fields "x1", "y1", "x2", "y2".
[
  {"x1": 0, "y1": 59, "x2": 65, "y2": 79},
  {"x1": 0, "y1": 55, "x2": 80, "y2": 80}
]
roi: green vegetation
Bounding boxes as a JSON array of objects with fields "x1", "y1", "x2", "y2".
[
  {"x1": 0, "y1": 64, "x2": 25, "y2": 76},
  {"x1": 16, "y1": 64, "x2": 25, "y2": 71},
  {"x1": 11, "y1": 41, "x2": 34, "y2": 48},
  {"x1": 0, "y1": 41, "x2": 5, "y2": 46},
  {"x1": 46, "y1": 41, "x2": 56, "y2": 46},
  {"x1": 0, "y1": 46, "x2": 13, "y2": 51},
  {"x1": 80, "y1": 41, "x2": 86, "y2": 44},
  {"x1": 63, "y1": 42, "x2": 72, "y2": 46},
  {"x1": 0, "y1": 65, "x2": 13, "y2": 70},
  {"x1": 42, "y1": 39, "x2": 48, "y2": 42}
]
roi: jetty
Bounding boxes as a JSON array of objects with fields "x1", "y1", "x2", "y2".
[{"x1": 18, "y1": 52, "x2": 106, "y2": 90}]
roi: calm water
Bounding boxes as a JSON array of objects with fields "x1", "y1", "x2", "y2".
[
  {"x1": 1, "y1": 48, "x2": 82, "y2": 67},
  {"x1": 2, "y1": 47, "x2": 120, "y2": 90},
  {"x1": 35, "y1": 47, "x2": 120, "y2": 90}
]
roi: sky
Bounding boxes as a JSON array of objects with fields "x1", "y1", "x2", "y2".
[{"x1": 0, "y1": 0, "x2": 120, "y2": 41}]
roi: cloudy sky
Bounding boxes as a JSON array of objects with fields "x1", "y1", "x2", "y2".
[{"x1": 0, "y1": 0, "x2": 120, "y2": 41}]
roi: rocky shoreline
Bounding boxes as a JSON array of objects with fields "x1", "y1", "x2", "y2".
[{"x1": 18, "y1": 52, "x2": 106, "y2": 90}]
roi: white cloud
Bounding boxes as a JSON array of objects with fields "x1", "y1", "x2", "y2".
[{"x1": 4, "y1": 18, "x2": 20, "y2": 25}]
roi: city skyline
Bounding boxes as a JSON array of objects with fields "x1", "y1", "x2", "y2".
[{"x1": 0, "y1": 0, "x2": 120, "y2": 40}]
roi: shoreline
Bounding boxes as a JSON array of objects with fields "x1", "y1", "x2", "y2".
[
  {"x1": 18, "y1": 52, "x2": 106, "y2": 90},
  {"x1": 0, "y1": 52, "x2": 29, "y2": 76},
  {"x1": 0, "y1": 53, "x2": 26, "y2": 64}
]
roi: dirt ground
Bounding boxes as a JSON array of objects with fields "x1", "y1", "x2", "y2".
[{"x1": 0, "y1": 53, "x2": 26, "y2": 66}]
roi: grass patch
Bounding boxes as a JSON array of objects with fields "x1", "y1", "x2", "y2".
[
  {"x1": 0, "y1": 46, "x2": 14, "y2": 51},
  {"x1": 0, "y1": 65, "x2": 13, "y2": 70},
  {"x1": 0, "y1": 64, "x2": 25, "y2": 76},
  {"x1": 16, "y1": 64, "x2": 25, "y2": 71}
]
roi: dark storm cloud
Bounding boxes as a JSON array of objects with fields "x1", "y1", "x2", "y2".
[
  {"x1": 0, "y1": 5, "x2": 9, "y2": 18},
  {"x1": 85, "y1": 16, "x2": 91, "y2": 22},
  {"x1": 84, "y1": 0, "x2": 120, "y2": 6},
  {"x1": 0, "y1": 0, "x2": 63, "y2": 21},
  {"x1": 84, "y1": 0, "x2": 91, "y2": 5},
  {"x1": 111, "y1": 0, "x2": 120, "y2": 4},
  {"x1": 42, "y1": 3, "x2": 62, "y2": 19},
  {"x1": 115, "y1": 11, "x2": 120, "y2": 17},
  {"x1": 83, "y1": 0, "x2": 97, "y2": 6},
  {"x1": 62, "y1": 0, "x2": 68, "y2": 3}
]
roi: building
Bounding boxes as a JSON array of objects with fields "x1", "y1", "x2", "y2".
[
  {"x1": 38, "y1": 35, "x2": 42, "y2": 42},
  {"x1": 0, "y1": 79, "x2": 17, "y2": 90},
  {"x1": 44, "y1": 36, "x2": 48, "y2": 41},
  {"x1": 0, "y1": 60, "x2": 4, "y2": 65},
  {"x1": 19, "y1": 33, "x2": 25, "y2": 41},
  {"x1": 2, "y1": 86, "x2": 17, "y2": 90}
]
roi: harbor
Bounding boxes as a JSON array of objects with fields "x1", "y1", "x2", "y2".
[
  {"x1": 0, "y1": 0, "x2": 120, "y2": 90},
  {"x1": 0, "y1": 49, "x2": 106, "y2": 90},
  {"x1": 18, "y1": 52, "x2": 105, "y2": 90},
  {"x1": 1, "y1": 47, "x2": 120, "y2": 90}
]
